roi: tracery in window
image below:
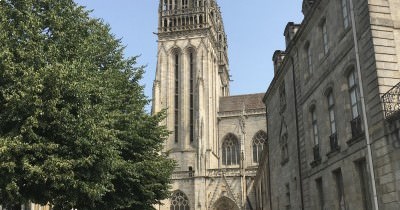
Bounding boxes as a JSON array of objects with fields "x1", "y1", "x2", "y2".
[
  {"x1": 170, "y1": 191, "x2": 190, "y2": 210},
  {"x1": 253, "y1": 131, "x2": 267, "y2": 163},
  {"x1": 222, "y1": 133, "x2": 240, "y2": 165}
]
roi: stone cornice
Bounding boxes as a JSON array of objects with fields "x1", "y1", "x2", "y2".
[{"x1": 218, "y1": 109, "x2": 265, "y2": 119}]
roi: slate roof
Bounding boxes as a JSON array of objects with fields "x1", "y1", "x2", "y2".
[{"x1": 219, "y1": 93, "x2": 265, "y2": 113}]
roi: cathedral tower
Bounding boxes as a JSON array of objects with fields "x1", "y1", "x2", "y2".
[
  {"x1": 153, "y1": 1, "x2": 266, "y2": 210},
  {"x1": 153, "y1": 0, "x2": 229, "y2": 175}
]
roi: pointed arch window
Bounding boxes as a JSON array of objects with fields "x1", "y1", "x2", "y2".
[
  {"x1": 189, "y1": 51, "x2": 195, "y2": 143},
  {"x1": 174, "y1": 53, "x2": 180, "y2": 143},
  {"x1": 222, "y1": 134, "x2": 240, "y2": 166},
  {"x1": 170, "y1": 191, "x2": 190, "y2": 210},
  {"x1": 253, "y1": 131, "x2": 267, "y2": 163}
]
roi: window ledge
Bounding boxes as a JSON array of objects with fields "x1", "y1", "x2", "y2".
[
  {"x1": 346, "y1": 134, "x2": 364, "y2": 146},
  {"x1": 326, "y1": 147, "x2": 341, "y2": 158},
  {"x1": 338, "y1": 26, "x2": 352, "y2": 42},
  {"x1": 310, "y1": 158, "x2": 321, "y2": 168}
]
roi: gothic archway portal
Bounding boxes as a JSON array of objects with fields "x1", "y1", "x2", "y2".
[{"x1": 213, "y1": 197, "x2": 240, "y2": 210}]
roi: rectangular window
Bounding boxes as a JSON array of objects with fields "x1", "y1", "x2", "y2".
[
  {"x1": 348, "y1": 70, "x2": 363, "y2": 138},
  {"x1": 306, "y1": 43, "x2": 313, "y2": 73},
  {"x1": 333, "y1": 169, "x2": 346, "y2": 210},
  {"x1": 312, "y1": 109, "x2": 319, "y2": 145},
  {"x1": 348, "y1": 70, "x2": 360, "y2": 119},
  {"x1": 328, "y1": 93, "x2": 336, "y2": 135},
  {"x1": 355, "y1": 159, "x2": 373, "y2": 210},
  {"x1": 322, "y1": 20, "x2": 329, "y2": 54},
  {"x1": 341, "y1": 0, "x2": 350, "y2": 29},
  {"x1": 328, "y1": 92, "x2": 339, "y2": 151},
  {"x1": 316, "y1": 178, "x2": 325, "y2": 210}
]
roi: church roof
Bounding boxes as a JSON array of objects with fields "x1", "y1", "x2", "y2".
[{"x1": 219, "y1": 93, "x2": 265, "y2": 113}]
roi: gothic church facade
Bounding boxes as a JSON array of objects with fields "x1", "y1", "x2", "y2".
[{"x1": 152, "y1": 0, "x2": 266, "y2": 210}]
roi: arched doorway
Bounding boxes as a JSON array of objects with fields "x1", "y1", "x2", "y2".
[{"x1": 213, "y1": 196, "x2": 240, "y2": 210}]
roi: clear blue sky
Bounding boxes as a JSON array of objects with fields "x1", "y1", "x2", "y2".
[{"x1": 74, "y1": 0, "x2": 304, "y2": 100}]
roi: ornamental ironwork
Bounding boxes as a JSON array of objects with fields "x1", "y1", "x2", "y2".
[{"x1": 382, "y1": 82, "x2": 400, "y2": 120}]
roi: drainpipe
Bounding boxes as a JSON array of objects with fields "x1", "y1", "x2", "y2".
[
  {"x1": 349, "y1": 0, "x2": 379, "y2": 209},
  {"x1": 289, "y1": 53, "x2": 305, "y2": 210}
]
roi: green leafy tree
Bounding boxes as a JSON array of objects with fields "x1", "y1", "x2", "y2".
[{"x1": 0, "y1": 0, "x2": 174, "y2": 209}]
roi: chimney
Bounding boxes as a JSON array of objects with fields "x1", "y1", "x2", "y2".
[
  {"x1": 284, "y1": 22, "x2": 301, "y2": 48},
  {"x1": 272, "y1": 50, "x2": 286, "y2": 74}
]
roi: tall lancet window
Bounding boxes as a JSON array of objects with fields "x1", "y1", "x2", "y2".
[
  {"x1": 222, "y1": 133, "x2": 240, "y2": 166},
  {"x1": 253, "y1": 131, "x2": 267, "y2": 163},
  {"x1": 189, "y1": 51, "x2": 194, "y2": 143},
  {"x1": 174, "y1": 53, "x2": 179, "y2": 143}
]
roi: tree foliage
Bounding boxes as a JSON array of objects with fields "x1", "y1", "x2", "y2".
[{"x1": 0, "y1": 0, "x2": 174, "y2": 209}]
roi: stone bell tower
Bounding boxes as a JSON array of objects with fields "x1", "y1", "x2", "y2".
[{"x1": 152, "y1": 0, "x2": 231, "y2": 209}]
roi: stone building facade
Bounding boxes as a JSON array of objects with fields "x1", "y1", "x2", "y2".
[
  {"x1": 152, "y1": 1, "x2": 266, "y2": 210},
  {"x1": 255, "y1": 0, "x2": 400, "y2": 209}
]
